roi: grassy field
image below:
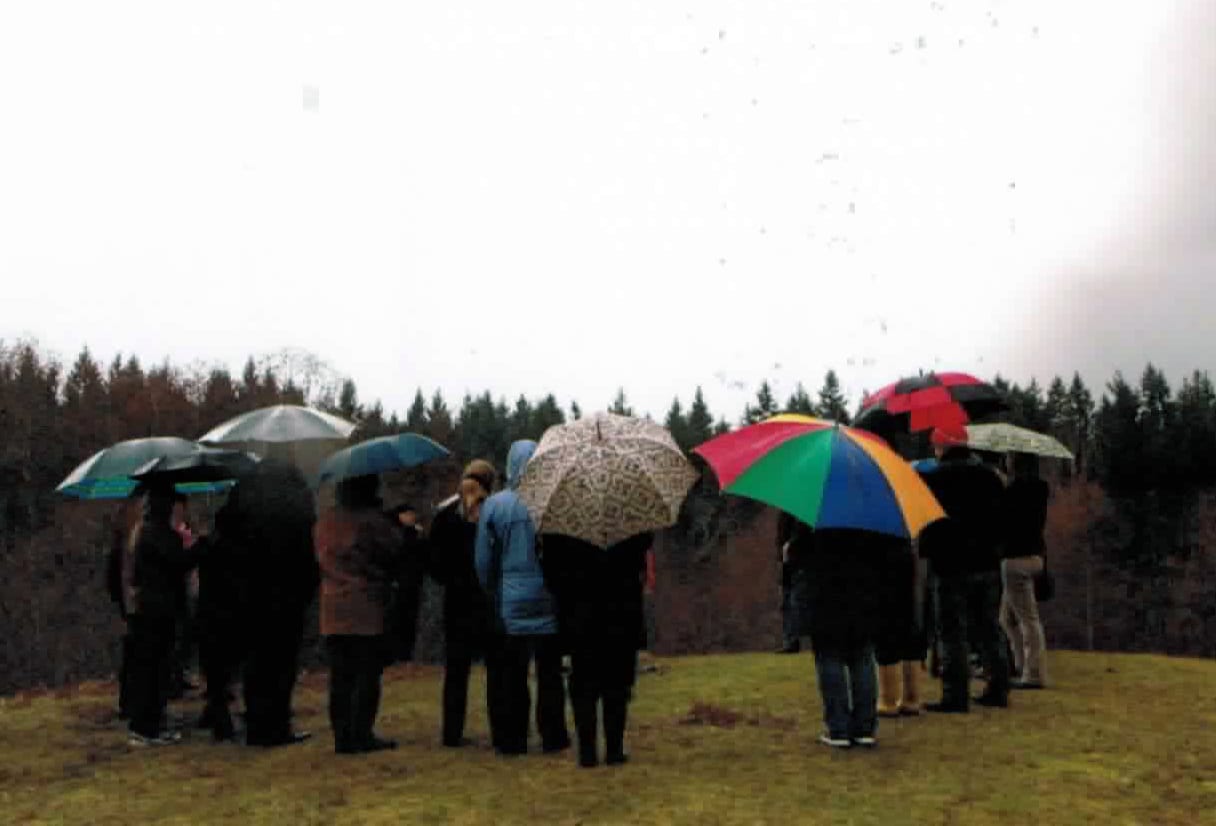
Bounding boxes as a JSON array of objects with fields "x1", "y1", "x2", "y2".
[{"x1": 1, "y1": 650, "x2": 1214, "y2": 825}]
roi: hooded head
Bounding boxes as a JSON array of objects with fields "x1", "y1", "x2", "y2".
[{"x1": 505, "y1": 440, "x2": 537, "y2": 489}]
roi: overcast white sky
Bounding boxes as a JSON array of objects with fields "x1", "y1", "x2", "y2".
[{"x1": 2, "y1": 1, "x2": 1212, "y2": 422}]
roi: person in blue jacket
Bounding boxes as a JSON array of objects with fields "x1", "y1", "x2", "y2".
[{"x1": 475, "y1": 440, "x2": 570, "y2": 756}]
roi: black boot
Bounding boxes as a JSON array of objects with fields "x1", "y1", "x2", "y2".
[
  {"x1": 602, "y1": 690, "x2": 629, "y2": 766},
  {"x1": 572, "y1": 697, "x2": 599, "y2": 768}
]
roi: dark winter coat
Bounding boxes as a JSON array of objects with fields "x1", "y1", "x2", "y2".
[
  {"x1": 797, "y1": 527, "x2": 887, "y2": 656},
  {"x1": 918, "y1": 448, "x2": 1006, "y2": 576},
  {"x1": 195, "y1": 498, "x2": 249, "y2": 629},
  {"x1": 234, "y1": 460, "x2": 320, "y2": 618},
  {"x1": 428, "y1": 497, "x2": 493, "y2": 644},
  {"x1": 542, "y1": 532, "x2": 651, "y2": 653},
  {"x1": 1002, "y1": 477, "x2": 1050, "y2": 559},
  {"x1": 125, "y1": 494, "x2": 198, "y2": 621}
]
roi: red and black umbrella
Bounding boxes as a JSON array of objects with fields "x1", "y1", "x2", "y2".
[{"x1": 854, "y1": 372, "x2": 1007, "y2": 436}]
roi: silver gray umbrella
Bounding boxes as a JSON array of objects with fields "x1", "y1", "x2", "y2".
[{"x1": 199, "y1": 405, "x2": 356, "y2": 444}]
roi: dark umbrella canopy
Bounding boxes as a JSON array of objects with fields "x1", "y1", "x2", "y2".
[
  {"x1": 854, "y1": 372, "x2": 1007, "y2": 438},
  {"x1": 131, "y1": 448, "x2": 261, "y2": 486},
  {"x1": 56, "y1": 437, "x2": 211, "y2": 500},
  {"x1": 316, "y1": 432, "x2": 450, "y2": 486}
]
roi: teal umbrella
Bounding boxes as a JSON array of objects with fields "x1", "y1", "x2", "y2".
[
  {"x1": 131, "y1": 448, "x2": 261, "y2": 485},
  {"x1": 316, "y1": 433, "x2": 450, "y2": 486},
  {"x1": 56, "y1": 437, "x2": 229, "y2": 500}
]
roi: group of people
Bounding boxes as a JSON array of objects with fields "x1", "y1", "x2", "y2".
[
  {"x1": 109, "y1": 424, "x2": 1050, "y2": 760},
  {"x1": 777, "y1": 423, "x2": 1052, "y2": 747},
  {"x1": 109, "y1": 439, "x2": 654, "y2": 769},
  {"x1": 314, "y1": 439, "x2": 653, "y2": 767},
  {"x1": 109, "y1": 458, "x2": 324, "y2": 747}
]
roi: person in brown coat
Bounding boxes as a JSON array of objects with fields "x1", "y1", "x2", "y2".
[{"x1": 315, "y1": 474, "x2": 400, "y2": 754}]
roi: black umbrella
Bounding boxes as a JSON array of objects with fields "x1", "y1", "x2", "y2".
[{"x1": 130, "y1": 448, "x2": 261, "y2": 486}]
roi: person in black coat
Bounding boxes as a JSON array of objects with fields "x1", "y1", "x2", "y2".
[
  {"x1": 235, "y1": 457, "x2": 320, "y2": 747},
  {"x1": 385, "y1": 503, "x2": 426, "y2": 665},
  {"x1": 918, "y1": 427, "x2": 1010, "y2": 712},
  {"x1": 776, "y1": 512, "x2": 807, "y2": 654},
  {"x1": 543, "y1": 531, "x2": 651, "y2": 768},
  {"x1": 427, "y1": 461, "x2": 497, "y2": 747},
  {"x1": 123, "y1": 484, "x2": 201, "y2": 746},
  {"x1": 797, "y1": 524, "x2": 884, "y2": 748},
  {"x1": 194, "y1": 490, "x2": 250, "y2": 741},
  {"x1": 107, "y1": 487, "x2": 145, "y2": 720}
]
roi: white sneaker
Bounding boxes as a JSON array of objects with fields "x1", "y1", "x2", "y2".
[
  {"x1": 853, "y1": 735, "x2": 877, "y2": 748},
  {"x1": 128, "y1": 731, "x2": 182, "y2": 747},
  {"x1": 819, "y1": 734, "x2": 851, "y2": 749}
]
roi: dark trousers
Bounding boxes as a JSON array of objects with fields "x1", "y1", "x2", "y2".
[
  {"x1": 780, "y1": 564, "x2": 806, "y2": 649},
  {"x1": 117, "y1": 630, "x2": 132, "y2": 717},
  {"x1": 487, "y1": 634, "x2": 569, "y2": 754},
  {"x1": 569, "y1": 644, "x2": 637, "y2": 764},
  {"x1": 198, "y1": 619, "x2": 243, "y2": 738},
  {"x1": 243, "y1": 611, "x2": 304, "y2": 744},
  {"x1": 442, "y1": 633, "x2": 478, "y2": 745},
  {"x1": 327, "y1": 635, "x2": 386, "y2": 753},
  {"x1": 126, "y1": 616, "x2": 176, "y2": 738},
  {"x1": 935, "y1": 570, "x2": 1010, "y2": 708}
]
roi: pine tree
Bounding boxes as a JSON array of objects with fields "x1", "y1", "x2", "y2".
[
  {"x1": 664, "y1": 397, "x2": 691, "y2": 453},
  {"x1": 713, "y1": 417, "x2": 731, "y2": 436},
  {"x1": 784, "y1": 382, "x2": 816, "y2": 416},
  {"x1": 337, "y1": 379, "x2": 361, "y2": 421},
  {"x1": 531, "y1": 394, "x2": 566, "y2": 439},
  {"x1": 1067, "y1": 372, "x2": 1095, "y2": 477},
  {"x1": 508, "y1": 395, "x2": 535, "y2": 443},
  {"x1": 743, "y1": 380, "x2": 778, "y2": 424},
  {"x1": 427, "y1": 389, "x2": 454, "y2": 446},
  {"x1": 405, "y1": 389, "x2": 427, "y2": 431},
  {"x1": 609, "y1": 388, "x2": 634, "y2": 417},
  {"x1": 1045, "y1": 376, "x2": 1070, "y2": 435},
  {"x1": 686, "y1": 386, "x2": 714, "y2": 447},
  {"x1": 816, "y1": 370, "x2": 851, "y2": 424},
  {"x1": 570, "y1": 400, "x2": 582, "y2": 420}
]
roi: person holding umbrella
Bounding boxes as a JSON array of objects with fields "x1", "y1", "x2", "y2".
[
  {"x1": 543, "y1": 531, "x2": 653, "y2": 767},
  {"x1": 123, "y1": 483, "x2": 201, "y2": 747},
  {"x1": 917, "y1": 425, "x2": 1010, "y2": 712},
  {"x1": 999, "y1": 452, "x2": 1051, "y2": 689},
  {"x1": 428, "y1": 460, "x2": 497, "y2": 748},
  {"x1": 315, "y1": 474, "x2": 401, "y2": 753},
  {"x1": 475, "y1": 440, "x2": 570, "y2": 757},
  {"x1": 693, "y1": 414, "x2": 945, "y2": 749}
]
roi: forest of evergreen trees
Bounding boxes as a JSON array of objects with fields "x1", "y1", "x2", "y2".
[{"x1": 3, "y1": 338, "x2": 1216, "y2": 564}]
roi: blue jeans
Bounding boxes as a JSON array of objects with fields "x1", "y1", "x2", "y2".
[{"x1": 813, "y1": 644, "x2": 878, "y2": 740}]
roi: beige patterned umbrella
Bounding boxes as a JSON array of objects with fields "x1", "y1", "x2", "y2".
[
  {"x1": 965, "y1": 423, "x2": 1074, "y2": 460},
  {"x1": 518, "y1": 412, "x2": 699, "y2": 549}
]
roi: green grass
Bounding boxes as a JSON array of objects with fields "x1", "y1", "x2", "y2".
[{"x1": 2, "y1": 651, "x2": 1215, "y2": 825}]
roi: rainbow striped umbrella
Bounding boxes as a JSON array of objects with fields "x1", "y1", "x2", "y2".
[{"x1": 693, "y1": 414, "x2": 945, "y2": 539}]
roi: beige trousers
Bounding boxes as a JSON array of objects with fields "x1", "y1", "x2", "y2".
[{"x1": 999, "y1": 556, "x2": 1047, "y2": 685}]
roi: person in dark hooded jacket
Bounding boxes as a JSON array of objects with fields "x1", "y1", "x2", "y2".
[
  {"x1": 918, "y1": 425, "x2": 1010, "y2": 713},
  {"x1": 544, "y1": 531, "x2": 651, "y2": 768},
  {"x1": 123, "y1": 484, "x2": 200, "y2": 746}
]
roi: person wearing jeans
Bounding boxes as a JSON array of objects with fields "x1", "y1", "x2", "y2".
[
  {"x1": 814, "y1": 644, "x2": 879, "y2": 747},
  {"x1": 800, "y1": 525, "x2": 884, "y2": 748}
]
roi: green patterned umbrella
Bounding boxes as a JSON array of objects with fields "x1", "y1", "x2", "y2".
[{"x1": 964, "y1": 423, "x2": 1074, "y2": 460}]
